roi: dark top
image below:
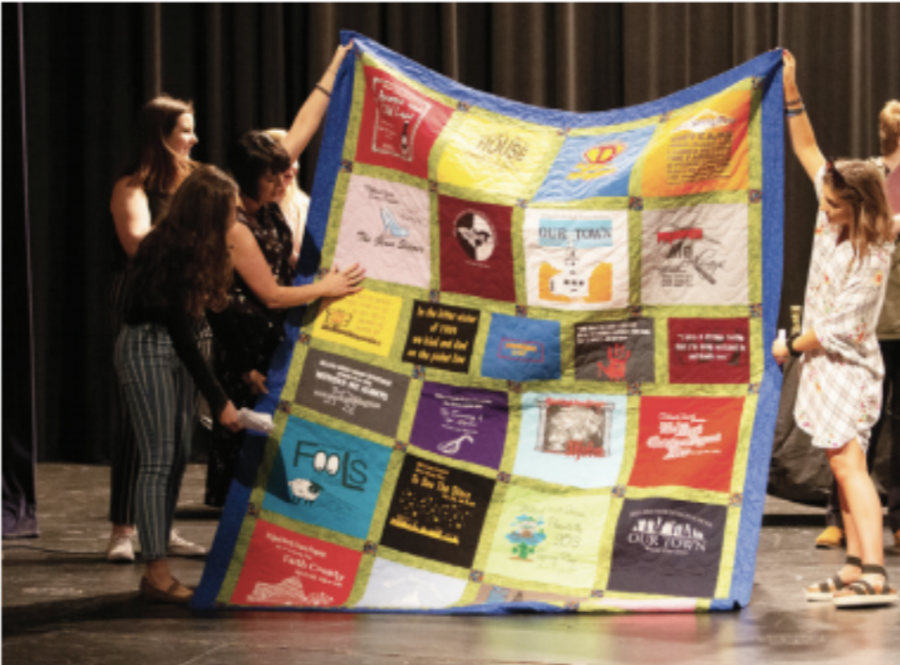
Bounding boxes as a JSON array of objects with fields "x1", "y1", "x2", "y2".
[
  {"x1": 111, "y1": 187, "x2": 170, "y2": 273},
  {"x1": 206, "y1": 203, "x2": 295, "y2": 409}
]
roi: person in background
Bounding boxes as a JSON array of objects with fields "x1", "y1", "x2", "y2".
[
  {"x1": 107, "y1": 95, "x2": 209, "y2": 562},
  {"x1": 815, "y1": 100, "x2": 900, "y2": 552},
  {"x1": 264, "y1": 127, "x2": 310, "y2": 268},
  {"x1": 204, "y1": 41, "x2": 365, "y2": 507},
  {"x1": 774, "y1": 51, "x2": 897, "y2": 607},
  {"x1": 115, "y1": 165, "x2": 244, "y2": 604}
]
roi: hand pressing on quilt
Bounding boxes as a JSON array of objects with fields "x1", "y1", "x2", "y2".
[{"x1": 319, "y1": 263, "x2": 366, "y2": 298}]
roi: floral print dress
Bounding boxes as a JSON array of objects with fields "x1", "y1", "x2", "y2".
[{"x1": 794, "y1": 167, "x2": 894, "y2": 450}]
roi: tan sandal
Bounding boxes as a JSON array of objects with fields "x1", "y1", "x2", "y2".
[
  {"x1": 833, "y1": 564, "x2": 899, "y2": 608},
  {"x1": 805, "y1": 556, "x2": 861, "y2": 601},
  {"x1": 139, "y1": 576, "x2": 194, "y2": 605}
]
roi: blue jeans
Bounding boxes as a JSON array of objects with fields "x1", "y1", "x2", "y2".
[{"x1": 114, "y1": 323, "x2": 194, "y2": 560}]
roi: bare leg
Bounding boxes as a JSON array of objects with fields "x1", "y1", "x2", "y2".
[
  {"x1": 828, "y1": 441, "x2": 885, "y2": 584},
  {"x1": 834, "y1": 483, "x2": 862, "y2": 583}
]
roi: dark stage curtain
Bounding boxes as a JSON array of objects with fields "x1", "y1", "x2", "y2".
[
  {"x1": 3, "y1": 3, "x2": 39, "y2": 537},
  {"x1": 12, "y1": 3, "x2": 900, "y2": 465}
]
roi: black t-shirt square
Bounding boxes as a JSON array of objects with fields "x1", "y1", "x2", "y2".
[
  {"x1": 606, "y1": 497, "x2": 727, "y2": 598},
  {"x1": 380, "y1": 454, "x2": 494, "y2": 569}
]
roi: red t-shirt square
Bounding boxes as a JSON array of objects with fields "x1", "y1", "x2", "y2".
[
  {"x1": 630, "y1": 396, "x2": 744, "y2": 492},
  {"x1": 354, "y1": 66, "x2": 454, "y2": 181},
  {"x1": 230, "y1": 520, "x2": 361, "y2": 607},
  {"x1": 438, "y1": 194, "x2": 516, "y2": 303},
  {"x1": 669, "y1": 318, "x2": 750, "y2": 384}
]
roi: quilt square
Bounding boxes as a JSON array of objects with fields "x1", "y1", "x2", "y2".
[
  {"x1": 668, "y1": 318, "x2": 750, "y2": 384},
  {"x1": 409, "y1": 382, "x2": 509, "y2": 470},
  {"x1": 402, "y1": 300, "x2": 480, "y2": 373},
  {"x1": 231, "y1": 520, "x2": 362, "y2": 607},
  {"x1": 523, "y1": 208, "x2": 630, "y2": 310},
  {"x1": 436, "y1": 110, "x2": 559, "y2": 199},
  {"x1": 379, "y1": 455, "x2": 495, "y2": 569},
  {"x1": 607, "y1": 498, "x2": 727, "y2": 598},
  {"x1": 262, "y1": 417, "x2": 392, "y2": 540},
  {"x1": 481, "y1": 314, "x2": 561, "y2": 382},
  {"x1": 473, "y1": 585, "x2": 583, "y2": 606},
  {"x1": 357, "y1": 558, "x2": 467, "y2": 609},
  {"x1": 574, "y1": 318, "x2": 656, "y2": 383},
  {"x1": 641, "y1": 89, "x2": 751, "y2": 197},
  {"x1": 641, "y1": 203, "x2": 749, "y2": 306},
  {"x1": 354, "y1": 66, "x2": 454, "y2": 180},
  {"x1": 294, "y1": 348, "x2": 411, "y2": 438},
  {"x1": 312, "y1": 289, "x2": 404, "y2": 357},
  {"x1": 485, "y1": 483, "x2": 610, "y2": 591},
  {"x1": 532, "y1": 125, "x2": 657, "y2": 201},
  {"x1": 332, "y1": 175, "x2": 431, "y2": 289},
  {"x1": 512, "y1": 392, "x2": 627, "y2": 488},
  {"x1": 630, "y1": 396, "x2": 745, "y2": 492},
  {"x1": 438, "y1": 194, "x2": 516, "y2": 303}
]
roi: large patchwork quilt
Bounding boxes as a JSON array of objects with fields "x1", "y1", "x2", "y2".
[{"x1": 193, "y1": 33, "x2": 785, "y2": 613}]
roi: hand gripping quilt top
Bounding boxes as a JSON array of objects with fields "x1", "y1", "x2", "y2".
[{"x1": 193, "y1": 32, "x2": 785, "y2": 614}]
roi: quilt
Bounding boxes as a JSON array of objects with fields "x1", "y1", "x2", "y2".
[{"x1": 193, "y1": 32, "x2": 785, "y2": 613}]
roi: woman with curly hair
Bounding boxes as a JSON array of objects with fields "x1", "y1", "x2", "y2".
[{"x1": 115, "y1": 165, "x2": 243, "y2": 604}]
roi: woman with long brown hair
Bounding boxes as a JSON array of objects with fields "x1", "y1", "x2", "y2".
[
  {"x1": 774, "y1": 51, "x2": 898, "y2": 607},
  {"x1": 115, "y1": 165, "x2": 243, "y2": 603},
  {"x1": 107, "y1": 95, "x2": 209, "y2": 562}
]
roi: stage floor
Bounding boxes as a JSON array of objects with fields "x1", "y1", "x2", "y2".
[{"x1": 3, "y1": 463, "x2": 899, "y2": 665}]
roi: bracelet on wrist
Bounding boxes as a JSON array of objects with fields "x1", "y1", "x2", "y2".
[
  {"x1": 785, "y1": 105, "x2": 806, "y2": 118},
  {"x1": 786, "y1": 333, "x2": 803, "y2": 358},
  {"x1": 315, "y1": 83, "x2": 331, "y2": 98},
  {"x1": 785, "y1": 96, "x2": 803, "y2": 106}
]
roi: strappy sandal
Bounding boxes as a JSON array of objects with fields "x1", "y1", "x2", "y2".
[
  {"x1": 833, "y1": 564, "x2": 899, "y2": 608},
  {"x1": 805, "y1": 556, "x2": 862, "y2": 601}
]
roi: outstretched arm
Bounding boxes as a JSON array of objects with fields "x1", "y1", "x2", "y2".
[
  {"x1": 782, "y1": 50, "x2": 825, "y2": 183},
  {"x1": 282, "y1": 42, "x2": 354, "y2": 163},
  {"x1": 228, "y1": 222, "x2": 365, "y2": 310}
]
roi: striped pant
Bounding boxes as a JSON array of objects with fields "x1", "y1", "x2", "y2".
[{"x1": 114, "y1": 323, "x2": 194, "y2": 560}]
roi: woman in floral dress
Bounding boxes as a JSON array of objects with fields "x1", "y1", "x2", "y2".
[{"x1": 773, "y1": 51, "x2": 897, "y2": 607}]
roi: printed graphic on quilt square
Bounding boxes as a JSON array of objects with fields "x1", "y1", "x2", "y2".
[
  {"x1": 379, "y1": 454, "x2": 495, "y2": 569},
  {"x1": 473, "y1": 584, "x2": 584, "y2": 607},
  {"x1": 641, "y1": 203, "x2": 749, "y2": 306},
  {"x1": 230, "y1": 519, "x2": 362, "y2": 607},
  {"x1": 485, "y1": 482, "x2": 611, "y2": 591},
  {"x1": 607, "y1": 498, "x2": 727, "y2": 598},
  {"x1": 574, "y1": 318, "x2": 656, "y2": 383},
  {"x1": 402, "y1": 300, "x2": 480, "y2": 373},
  {"x1": 641, "y1": 89, "x2": 751, "y2": 197},
  {"x1": 629, "y1": 396, "x2": 745, "y2": 493},
  {"x1": 481, "y1": 314, "x2": 561, "y2": 382},
  {"x1": 357, "y1": 557, "x2": 468, "y2": 609},
  {"x1": 294, "y1": 348, "x2": 410, "y2": 439},
  {"x1": 436, "y1": 110, "x2": 559, "y2": 199},
  {"x1": 354, "y1": 66, "x2": 454, "y2": 180},
  {"x1": 438, "y1": 194, "x2": 516, "y2": 303},
  {"x1": 512, "y1": 392, "x2": 627, "y2": 488},
  {"x1": 532, "y1": 125, "x2": 657, "y2": 202},
  {"x1": 312, "y1": 289, "x2": 404, "y2": 357},
  {"x1": 410, "y1": 382, "x2": 509, "y2": 470},
  {"x1": 523, "y1": 208, "x2": 630, "y2": 311},
  {"x1": 262, "y1": 417, "x2": 393, "y2": 540},
  {"x1": 332, "y1": 174, "x2": 431, "y2": 289},
  {"x1": 668, "y1": 318, "x2": 750, "y2": 384}
]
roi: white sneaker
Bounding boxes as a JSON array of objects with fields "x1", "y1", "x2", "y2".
[
  {"x1": 106, "y1": 534, "x2": 135, "y2": 563},
  {"x1": 168, "y1": 530, "x2": 207, "y2": 558}
]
